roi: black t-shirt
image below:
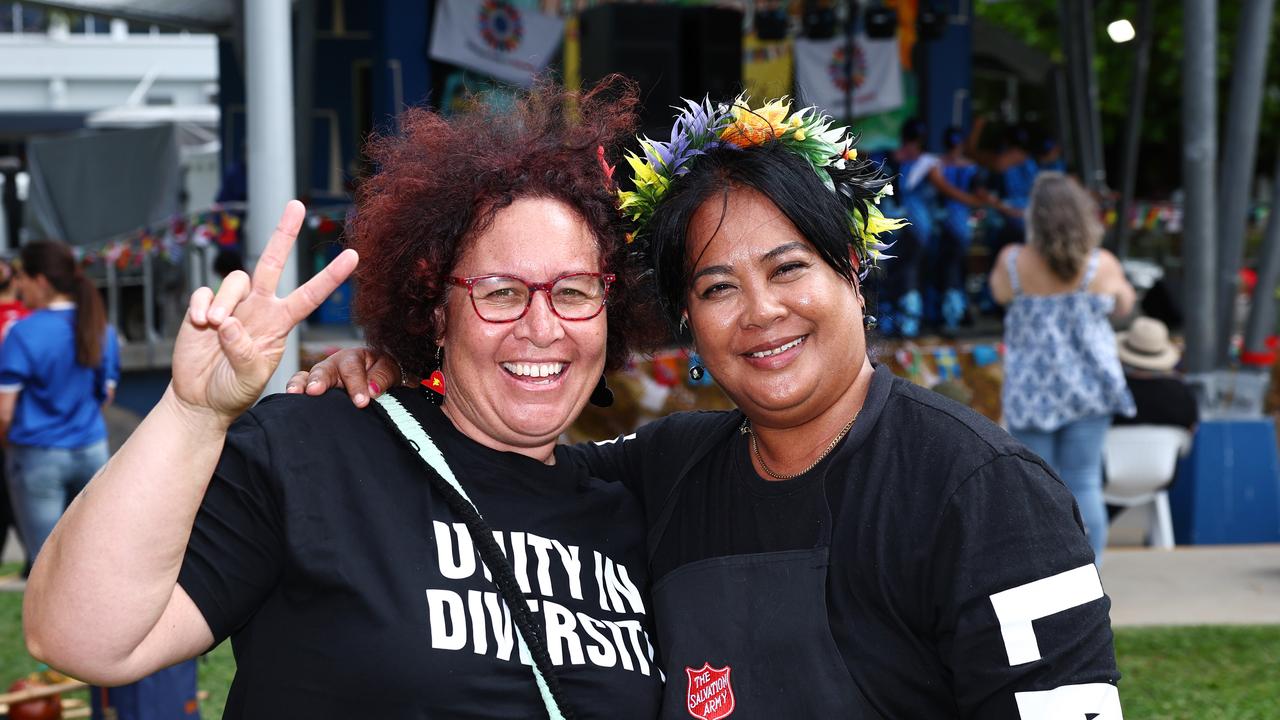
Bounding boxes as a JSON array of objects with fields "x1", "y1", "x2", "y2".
[
  {"x1": 566, "y1": 365, "x2": 1121, "y2": 718},
  {"x1": 178, "y1": 388, "x2": 662, "y2": 719},
  {"x1": 1113, "y1": 374, "x2": 1199, "y2": 429}
]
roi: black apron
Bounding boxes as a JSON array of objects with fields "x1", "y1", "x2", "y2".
[{"x1": 648, "y1": 418, "x2": 882, "y2": 719}]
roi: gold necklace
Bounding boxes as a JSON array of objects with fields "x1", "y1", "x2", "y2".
[{"x1": 740, "y1": 414, "x2": 858, "y2": 480}]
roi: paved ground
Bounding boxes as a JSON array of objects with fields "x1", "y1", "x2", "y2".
[{"x1": 1102, "y1": 544, "x2": 1280, "y2": 627}]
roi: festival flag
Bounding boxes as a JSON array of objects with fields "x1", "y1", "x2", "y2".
[
  {"x1": 429, "y1": 0, "x2": 565, "y2": 88},
  {"x1": 793, "y1": 34, "x2": 903, "y2": 119}
]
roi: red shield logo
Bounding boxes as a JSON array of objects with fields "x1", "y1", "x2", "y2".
[{"x1": 685, "y1": 663, "x2": 735, "y2": 720}]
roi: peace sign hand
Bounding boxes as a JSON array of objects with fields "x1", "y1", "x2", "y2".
[{"x1": 171, "y1": 200, "x2": 359, "y2": 424}]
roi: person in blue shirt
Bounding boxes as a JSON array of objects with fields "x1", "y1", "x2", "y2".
[
  {"x1": 0, "y1": 240, "x2": 119, "y2": 564},
  {"x1": 932, "y1": 126, "x2": 989, "y2": 333}
]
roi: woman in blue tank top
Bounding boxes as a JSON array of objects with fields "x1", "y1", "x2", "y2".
[{"x1": 988, "y1": 172, "x2": 1136, "y2": 565}]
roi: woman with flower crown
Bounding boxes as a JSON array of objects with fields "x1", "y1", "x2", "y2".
[{"x1": 307, "y1": 94, "x2": 1124, "y2": 718}]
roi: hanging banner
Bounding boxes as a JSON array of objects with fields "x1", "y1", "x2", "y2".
[
  {"x1": 793, "y1": 35, "x2": 903, "y2": 119},
  {"x1": 429, "y1": 0, "x2": 565, "y2": 88},
  {"x1": 743, "y1": 33, "x2": 793, "y2": 100}
]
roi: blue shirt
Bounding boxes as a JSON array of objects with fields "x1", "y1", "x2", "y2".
[
  {"x1": 0, "y1": 302, "x2": 120, "y2": 448},
  {"x1": 897, "y1": 155, "x2": 939, "y2": 242},
  {"x1": 939, "y1": 162, "x2": 980, "y2": 241}
]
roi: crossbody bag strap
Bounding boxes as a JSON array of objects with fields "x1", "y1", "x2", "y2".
[{"x1": 374, "y1": 393, "x2": 566, "y2": 720}]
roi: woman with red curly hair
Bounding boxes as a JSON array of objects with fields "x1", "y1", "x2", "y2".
[{"x1": 25, "y1": 78, "x2": 661, "y2": 719}]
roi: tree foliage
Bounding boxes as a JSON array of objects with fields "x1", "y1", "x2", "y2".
[{"x1": 977, "y1": 0, "x2": 1280, "y2": 196}]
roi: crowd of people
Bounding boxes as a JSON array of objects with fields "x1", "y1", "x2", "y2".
[
  {"x1": 3, "y1": 79, "x2": 1212, "y2": 718},
  {"x1": 871, "y1": 118, "x2": 1071, "y2": 338}
]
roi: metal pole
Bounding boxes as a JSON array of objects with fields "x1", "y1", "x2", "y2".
[
  {"x1": 246, "y1": 0, "x2": 298, "y2": 396},
  {"x1": 1113, "y1": 0, "x2": 1154, "y2": 258},
  {"x1": 1059, "y1": 0, "x2": 1094, "y2": 187},
  {"x1": 1182, "y1": 0, "x2": 1218, "y2": 375},
  {"x1": 1078, "y1": 0, "x2": 1107, "y2": 192},
  {"x1": 294, "y1": 0, "x2": 316, "y2": 199},
  {"x1": 843, "y1": 0, "x2": 855, "y2": 123},
  {"x1": 1214, "y1": 0, "x2": 1276, "y2": 365},
  {"x1": 1243, "y1": 148, "x2": 1280, "y2": 355},
  {"x1": 1050, "y1": 65, "x2": 1075, "y2": 175}
]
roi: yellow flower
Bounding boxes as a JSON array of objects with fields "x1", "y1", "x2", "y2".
[
  {"x1": 624, "y1": 149, "x2": 660, "y2": 189},
  {"x1": 721, "y1": 98, "x2": 792, "y2": 148},
  {"x1": 793, "y1": 128, "x2": 807, "y2": 142},
  {"x1": 865, "y1": 213, "x2": 907, "y2": 237}
]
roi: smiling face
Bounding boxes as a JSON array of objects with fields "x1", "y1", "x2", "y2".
[
  {"x1": 439, "y1": 197, "x2": 608, "y2": 456},
  {"x1": 684, "y1": 187, "x2": 871, "y2": 429}
]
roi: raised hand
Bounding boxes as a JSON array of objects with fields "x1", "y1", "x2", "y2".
[{"x1": 172, "y1": 201, "x2": 358, "y2": 422}]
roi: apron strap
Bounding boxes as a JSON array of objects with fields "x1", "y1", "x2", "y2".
[
  {"x1": 646, "y1": 411, "x2": 744, "y2": 562},
  {"x1": 373, "y1": 393, "x2": 567, "y2": 720}
]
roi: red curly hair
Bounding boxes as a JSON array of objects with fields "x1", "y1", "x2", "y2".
[{"x1": 347, "y1": 76, "x2": 647, "y2": 375}]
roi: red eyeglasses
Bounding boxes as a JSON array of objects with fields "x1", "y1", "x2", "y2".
[{"x1": 446, "y1": 272, "x2": 616, "y2": 323}]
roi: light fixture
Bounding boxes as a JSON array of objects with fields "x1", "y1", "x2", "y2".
[
  {"x1": 864, "y1": 7, "x2": 898, "y2": 39},
  {"x1": 1107, "y1": 19, "x2": 1136, "y2": 43}
]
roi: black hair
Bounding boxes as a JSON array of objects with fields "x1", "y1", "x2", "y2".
[
  {"x1": 900, "y1": 117, "x2": 926, "y2": 144},
  {"x1": 943, "y1": 125, "x2": 965, "y2": 150},
  {"x1": 1003, "y1": 123, "x2": 1030, "y2": 151},
  {"x1": 644, "y1": 141, "x2": 890, "y2": 330},
  {"x1": 21, "y1": 240, "x2": 107, "y2": 367}
]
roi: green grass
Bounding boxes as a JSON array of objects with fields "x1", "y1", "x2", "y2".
[
  {"x1": 1, "y1": 563, "x2": 1277, "y2": 718},
  {"x1": 0, "y1": 562, "x2": 235, "y2": 717},
  {"x1": 1115, "y1": 625, "x2": 1280, "y2": 719}
]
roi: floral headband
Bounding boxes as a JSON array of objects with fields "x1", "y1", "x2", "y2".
[{"x1": 616, "y1": 95, "x2": 905, "y2": 276}]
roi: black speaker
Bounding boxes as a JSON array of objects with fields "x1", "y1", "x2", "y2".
[
  {"x1": 754, "y1": 6, "x2": 790, "y2": 41},
  {"x1": 579, "y1": 5, "x2": 682, "y2": 136},
  {"x1": 864, "y1": 7, "x2": 897, "y2": 39},
  {"x1": 918, "y1": 2, "x2": 947, "y2": 40},
  {"x1": 580, "y1": 5, "x2": 743, "y2": 137},
  {"x1": 803, "y1": 4, "x2": 837, "y2": 40},
  {"x1": 681, "y1": 7, "x2": 743, "y2": 104}
]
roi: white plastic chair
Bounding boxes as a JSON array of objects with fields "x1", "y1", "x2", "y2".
[{"x1": 1103, "y1": 425, "x2": 1193, "y2": 550}]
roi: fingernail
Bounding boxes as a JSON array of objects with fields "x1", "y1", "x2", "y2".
[
  {"x1": 369, "y1": 381, "x2": 381, "y2": 395},
  {"x1": 221, "y1": 323, "x2": 240, "y2": 341},
  {"x1": 354, "y1": 393, "x2": 367, "y2": 405},
  {"x1": 209, "y1": 307, "x2": 226, "y2": 323},
  {"x1": 286, "y1": 384, "x2": 297, "y2": 393},
  {"x1": 306, "y1": 379, "x2": 320, "y2": 388}
]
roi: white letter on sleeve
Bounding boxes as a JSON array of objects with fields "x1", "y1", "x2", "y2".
[
  {"x1": 1014, "y1": 682, "x2": 1122, "y2": 719},
  {"x1": 988, "y1": 564, "x2": 1104, "y2": 666}
]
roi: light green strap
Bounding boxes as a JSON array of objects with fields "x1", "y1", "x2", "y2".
[{"x1": 375, "y1": 394, "x2": 565, "y2": 720}]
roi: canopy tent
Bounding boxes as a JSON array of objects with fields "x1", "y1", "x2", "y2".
[
  {"x1": 27, "y1": 0, "x2": 299, "y2": 393},
  {"x1": 24, "y1": 0, "x2": 237, "y2": 33}
]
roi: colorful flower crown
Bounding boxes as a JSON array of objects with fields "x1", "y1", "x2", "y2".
[{"x1": 617, "y1": 95, "x2": 905, "y2": 274}]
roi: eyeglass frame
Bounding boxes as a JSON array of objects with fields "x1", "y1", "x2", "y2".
[{"x1": 445, "y1": 271, "x2": 617, "y2": 323}]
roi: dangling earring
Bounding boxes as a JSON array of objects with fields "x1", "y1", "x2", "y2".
[
  {"x1": 421, "y1": 345, "x2": 446, "y2": 405},
  {"x1": 589, "y1": 375, "x2": 614, "y2": 407},
  {"x1": 689, "y1": 364, "x2": 705, "y2": 382},
  {"x1": 863, "y1": 314, "x2": 878, "y2": 330}
]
